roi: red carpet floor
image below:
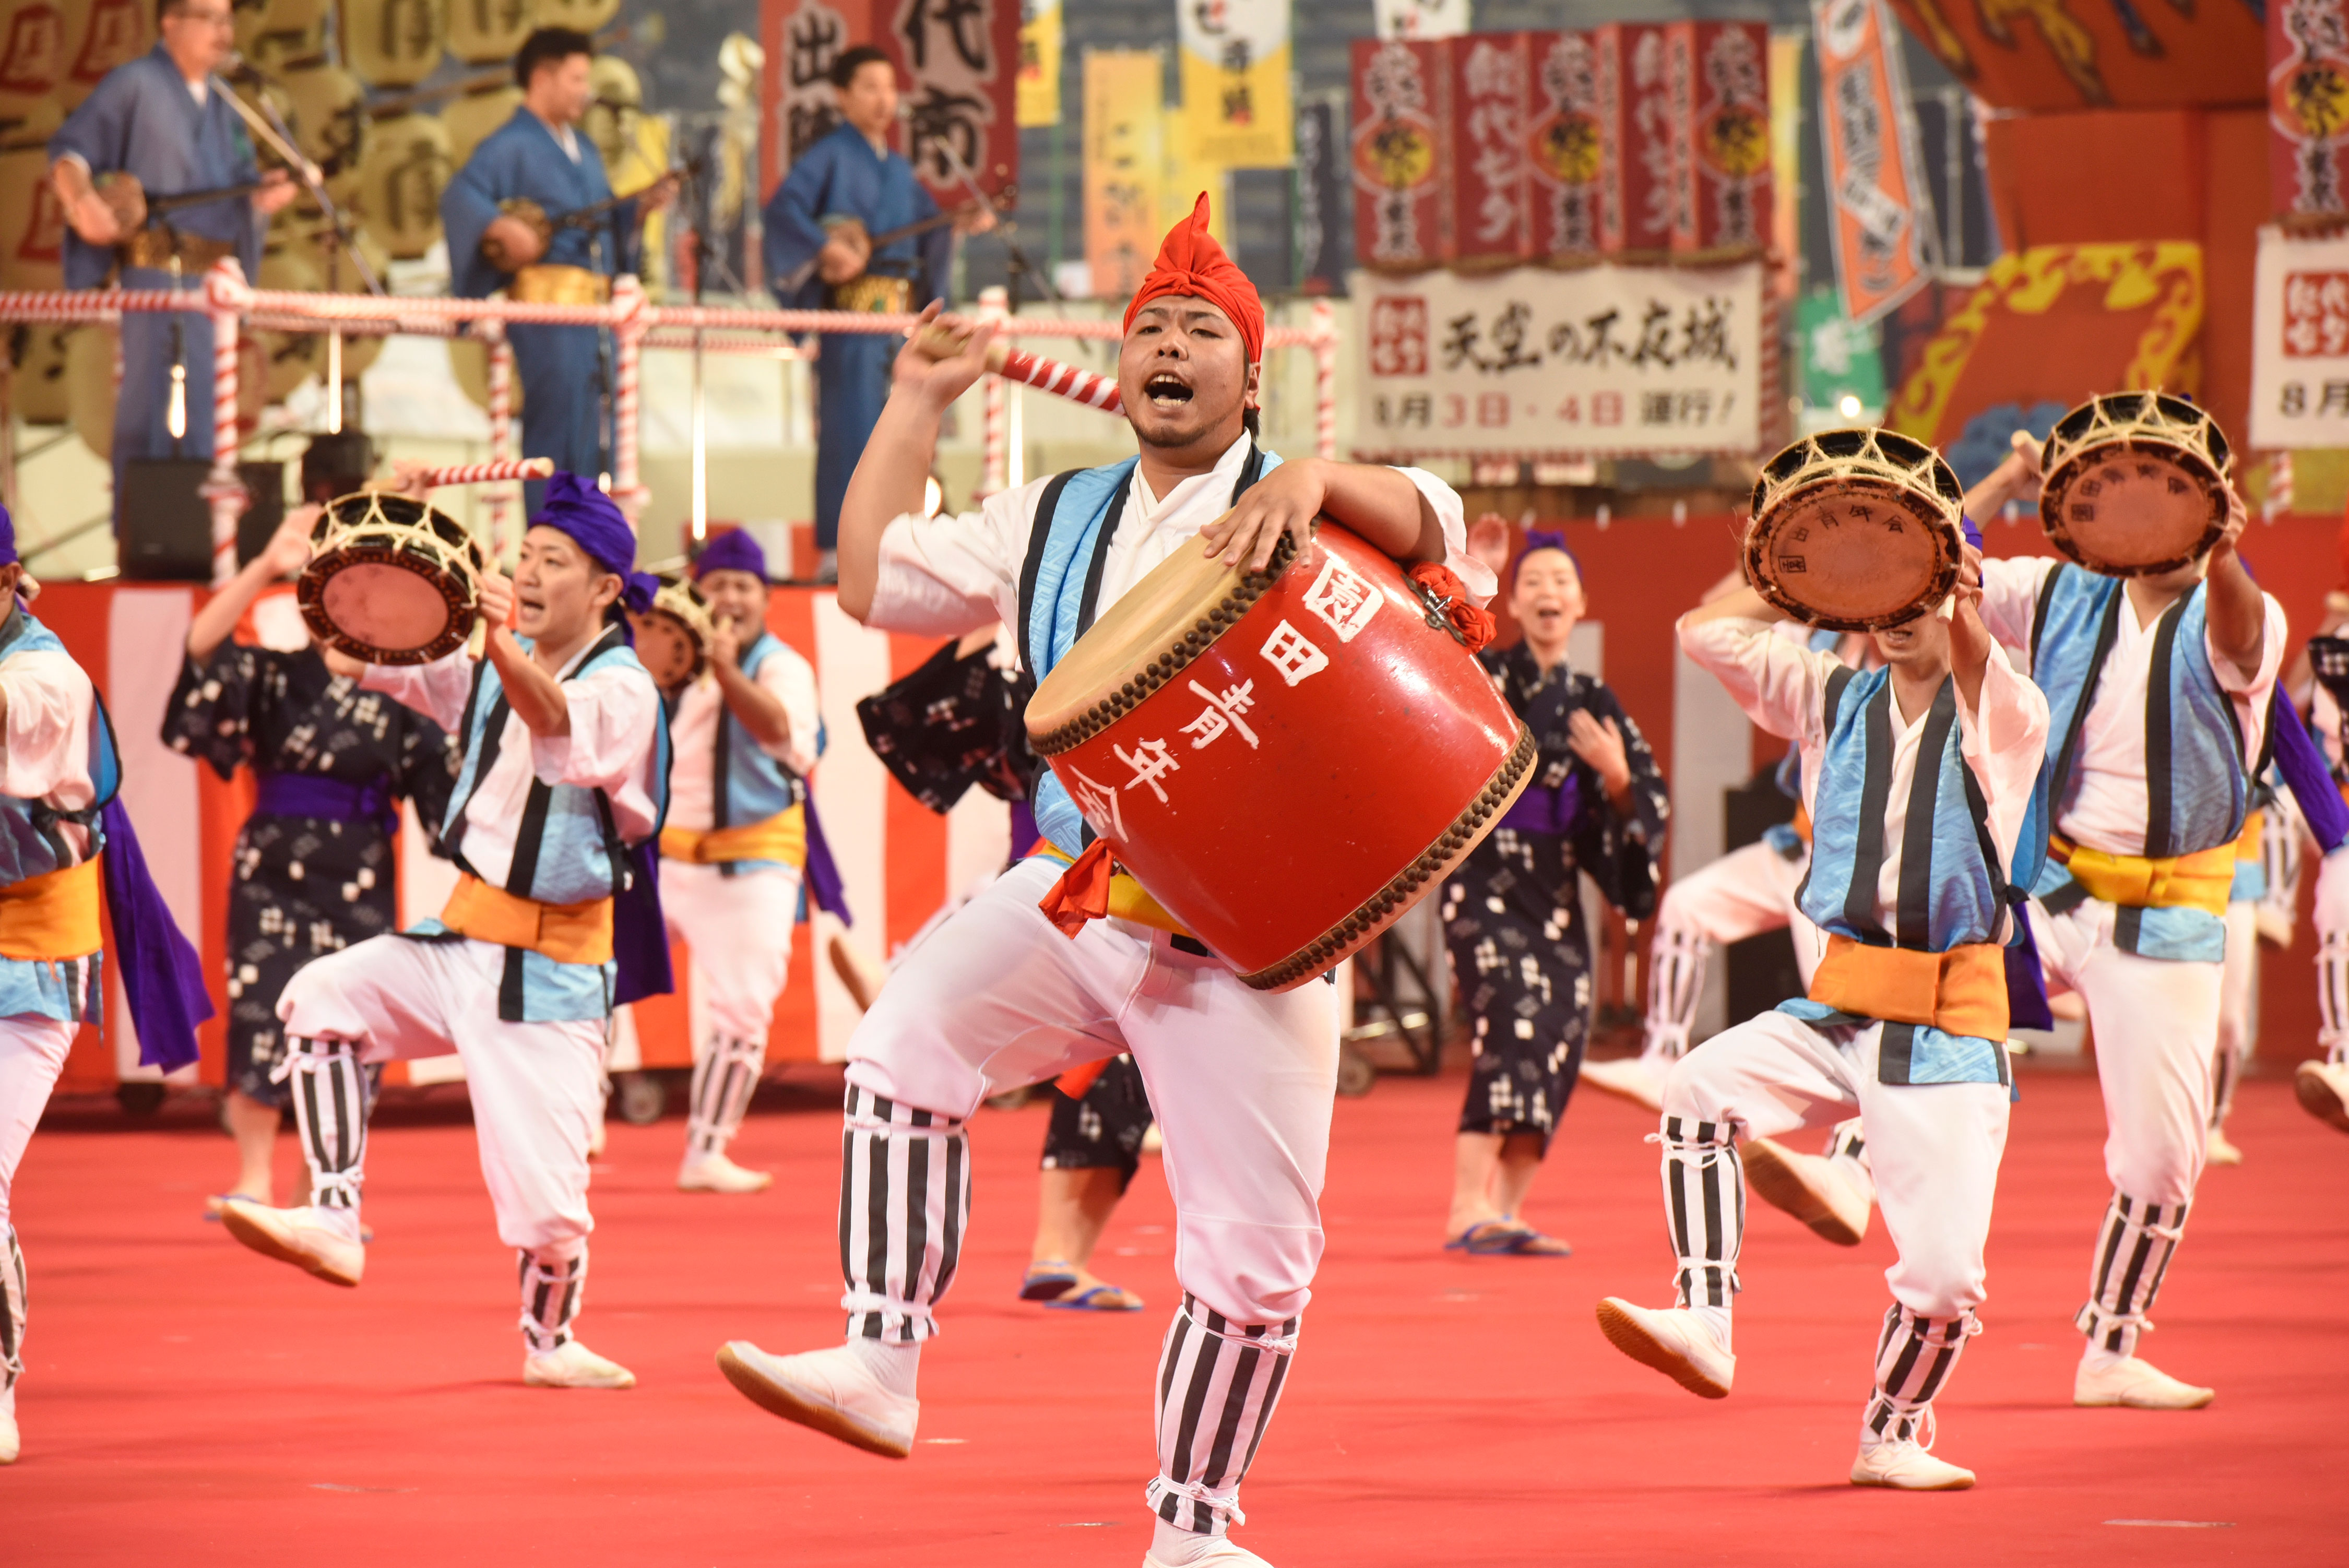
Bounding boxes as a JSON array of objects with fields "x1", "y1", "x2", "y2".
[{"x1": 8, "y1": 1062, "x2": 2345, "y2": 1566}]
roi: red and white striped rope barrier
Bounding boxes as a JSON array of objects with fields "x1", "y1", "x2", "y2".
[
  {"x1": 202, "y1": 262, "x2": 246, "y2": 586},
  {"x1": 608, "y1": 275, "x2": 649, "y2": 521},
  {"x1": 975, "y1": 288, "x2": 1010, "y2": 500},
  {"x1": 481, "y1": 318, "x2": 515, "y2": 556},
  {"x1": 417, "y1": 456, "x2": 552, "y2": 488}
]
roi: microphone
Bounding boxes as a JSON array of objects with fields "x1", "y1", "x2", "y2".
[{"x1": 222, "y1": 52, "x2": 267, "y2": 85}]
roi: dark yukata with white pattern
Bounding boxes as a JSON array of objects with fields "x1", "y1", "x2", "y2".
[
  {"x1": 164, "y1": 645, "x2": 458, "y2": 1103},
  {"x1": 1442, "y1": 644, "x2": 1668, "y2": 1149}
]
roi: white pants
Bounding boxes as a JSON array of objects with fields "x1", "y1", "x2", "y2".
[
  {"x1": 843, "y1": 857, "x2": 1335, "y2": 1538},
  {"x1": 2315, "y1": 848, "x2": 2349, "y2": 1060},
  {"x1": 2031, "y1": 899, "x2": 2220, "y2": 1207},
  {"x1": 663, "y1": 860, "x2": 800, "y2": 1043},
  {"x1": 1664, "y1": 1011, "x2": 2009, "y2": 1320},
  {"x1": 0, "y1": 1017, "x2": 70, "y2": 1397},
  {"x1": 278, "y1": 935, "x2": 605, "y2": 1256},
  {"x1": 848, "y1": 856, "x2": 1338, "y2": 1328},
  {"x1": 1642, "y1": 840, "x2": 1822, "y2": 1062},
  {"x1": 2212, "y1": 900, "x2": 2258, "y2": 1124}
]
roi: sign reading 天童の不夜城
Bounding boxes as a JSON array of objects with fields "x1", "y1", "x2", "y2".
[{"x1": 1353, "y1": 262, "x2": 1763, "y2": 458}]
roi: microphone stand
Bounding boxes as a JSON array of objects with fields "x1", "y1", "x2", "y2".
[{"x1": 910, "y1": 111, "x2": 1061, "y2": 313}]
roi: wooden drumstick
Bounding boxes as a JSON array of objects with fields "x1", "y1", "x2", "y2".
[
  {"x1": 911, "y1": 321, "x2": 1123, "y2": 414},
  {"x1": 414, "y1": 457, "x2": 555, "y2": 489}
]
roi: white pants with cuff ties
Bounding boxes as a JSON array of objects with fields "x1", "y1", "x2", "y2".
[
  {"x1": 662, "y1": 861, "x2": 800, "y2": 1160},
  {"x1": 1661, "y1": 1011, "x2": 2009, "y2": 1442},
  {"x1": 2029, "y1": 897, "x2": 2221, "y2": 1359},
  {"x1": 839, "y1": 855, "x2": 1337, "y2": 1536},
  {"x1": 277, "y1": 934, "x2": 607, "y2": 1348},
  {"x1": 0, "y1": 1018, "x2": 75, "y2": 1400}
]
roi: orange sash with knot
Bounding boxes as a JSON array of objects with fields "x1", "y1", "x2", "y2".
[
  {"x1": 2047, "y1": 833, "x2": 2234, "y2": 917},
  {"x1": 0, "y1": 858, "x2": 103, "y2": 961},
  {"x1": 2234, "y1": 811, "x2": 2264, "y2": 862},
  {"x1": 660, "y1": 804, "x2": 806, "y2": 868},
  {"x1": 1807, "y1": 933, "x2": 2009, "y2": 1040},
  {"x1": 1034, "y1": 841, "x2": 1191, "y2": 1099},
  {"x1": 439, "y1": 874, "x2": 614, "y2": 965}
]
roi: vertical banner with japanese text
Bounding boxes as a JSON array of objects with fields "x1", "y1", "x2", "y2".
[
  {"x1": 1769, "y1": 29, "x2": 1804, "y2": 294},
  {"x1": 1526, "y1": 31, "x2": 1604, "y2": 264},
  {"x1": 1595, "y1": 22, "x2": 1673, "y2": 259},
  {"x1": 1295, "y1": 90, "x2": 1350, "y2": 293},
  {"x1": 1451, "y1": 31, "x2": 1532, "y2": 269},
  {"x1": 1354, "y1": 263, "x2": 1764, "y2": 457},
  {"x1": 1017, "y1": 0, "x2": 1062, "y2": 128},
  {"x1": 1083, "y1": 50, "x2": 1166, "y2": 299},
  {"x1": 888, "y1": 0, "x2": 1022, "y2": 200},
  {"x1": 2270, "y1": 0, "x2": 2349, "y2": 222},
  {"x1": 1811, "y1": 0, "x2": 1933, "y2": 322},
  {"x1": 1351, "y1": 39, "x2": 1452, "y2": 272},
  {"x1": 1179, "y1": 0, "x2": 1294, "y2": 169},
  {"x1": 760, "y1": 0, "x2": 865, "y2": 200},
  {"x1": 1671, "y1": 21, "x2": 1770, "y2": 259}
]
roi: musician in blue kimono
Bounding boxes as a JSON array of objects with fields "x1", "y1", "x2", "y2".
[
  {"x1": 762, "y1": 45, "x2": 963, "y2": 578},
  {"x1": 48, "y1": 0, "x2": 296, "y2": 530},
  {"x1": 443, "y1": 27, "x2": 673, "y2": 515}
]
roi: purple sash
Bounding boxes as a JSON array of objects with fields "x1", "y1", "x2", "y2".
[
  {"x1": 611, "y1": 839, "x2": 671, "y2": 1007},
  {"x1": 254, "y1": 770, "x2": 398, "y2": 835},
  {"x1": 2274, "y1": 699, "x2": 2349, "y2": 854},
  {"x1": 802, "y1": 794, "x2": 851, "y2": 924},
  {"x1": 99, "y1": 798, "x2": 214, "y2": 1070},
  {"x1": 1496, "y1": 773, "x2": 1582, "y2": 837}
]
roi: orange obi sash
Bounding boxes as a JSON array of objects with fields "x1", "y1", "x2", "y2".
[
  {"x1": 1035, "y1": 840, "x2": 1188, "y2": 936},
  {"x1": 440, "y1": 874, "x2": 614, "y2": 965},
  {"x1": 2047, "y1": 833, "x2": 2234, "y2": 917},
  {"x1": 1789, "y1": 802, "x2": 1813, "y2": 845},
  {"x1": 2234, "y1": 811, "x2": 2264, "y2": 862},
  {"x1": 660, "y1": 804, "x2": 805, "y2": 868},
  {"x1": 0, "y1": 858, "x2": 103, "y2": 962},
  {"x1": 1807, "y1": 933, "x2": 2009, "y2": 1040}
]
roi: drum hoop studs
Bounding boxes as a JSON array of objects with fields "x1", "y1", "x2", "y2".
[
  {"x1": 1238, "y1": 721, "x2": 1537, "y2": 991},
  {"x1": 1029, "y1": 529, "x2": 1307, "y2": 757}
]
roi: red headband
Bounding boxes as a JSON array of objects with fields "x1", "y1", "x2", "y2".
[{"x1": 1123, "y1": 194, "x2": 1265, "y2": 367}]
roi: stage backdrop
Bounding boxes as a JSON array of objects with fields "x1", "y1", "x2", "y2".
[{"x1": 44, "y1": 583, "x2": 1010, "y2": 1097}]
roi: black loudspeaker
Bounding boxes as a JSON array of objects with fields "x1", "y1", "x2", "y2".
[
  {"x1": 301, "y1": 431, "x2": 374, "y2": 505},
  {"x1": 117, "y1": 459, "x2": 287, "y2": 581}
]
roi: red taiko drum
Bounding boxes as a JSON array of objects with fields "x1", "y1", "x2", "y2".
[{"x1": 1024, "y1": 520, "x2": 1535, "y2": 991}]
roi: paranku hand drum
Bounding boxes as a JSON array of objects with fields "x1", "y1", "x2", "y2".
[
  {"x1": 297, "y1": 491, "x2": 486, "y2": 665},
  {"x1": 630, "y1": 573, "x2": 716, "y2": 689},
  {"x1": 1024, "y1": 521, "x2": 1534, "y2": 991},
  {"x1": 2038, "y1": 391, "x2": 2232, "y2": 576},
  {"x1": 1743, "y1": 428, "x2": 1965, "y2": 631}
]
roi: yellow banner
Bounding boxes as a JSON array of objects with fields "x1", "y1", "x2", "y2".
[
  {"x1": 1177, "y1": 0, "x2": 1294, "y2": 168},
  {"x1": 1768, "y1": 30, "x2": 1803, "y2": 299},
  {"x1": 1084, "y1": 50, "x2": 1166, "y2": 299},
  {"x1": 1017, "y1": 0, "x2": 1062, "y2": 128}
]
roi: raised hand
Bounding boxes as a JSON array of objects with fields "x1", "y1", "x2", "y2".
[
  {"x1": 893, "y1": 302, "x2": 996, "y2": 413},
  {"x1": 1200, "y1": 459, "x2": 1326, "y2": 573}
]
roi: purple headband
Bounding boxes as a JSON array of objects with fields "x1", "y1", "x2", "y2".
[
  {"x1": 1510, "y1": 527, "x2": 1582, "y2": 592},
  {"x1": 692, "y1": 528, "x2": 769, "y2": 583},
  {"x1": 529, "y1": 471, "x2": 657, "y2": 616}
]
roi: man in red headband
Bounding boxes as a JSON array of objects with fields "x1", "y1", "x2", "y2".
[{"x1": 713, "y1": 197, "x2": 1496, "y2": 1566}]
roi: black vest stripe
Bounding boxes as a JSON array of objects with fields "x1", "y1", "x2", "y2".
[
  {"x1": 1016, "y1": 469, "x2": 1085, "y2": 681},
  {"x1": 2047, "y1": 587, "x2": 2127, "y2": 813},
  {"x1": 1895, "y1": 680, "x2": 1960, "y2": 951},
  {"x1": 1843, "y1": 682, "x2": 1897, "y2": 944},
  {"x1": 2143, "y1": 596, "x2": 2188, "y2": 860}
]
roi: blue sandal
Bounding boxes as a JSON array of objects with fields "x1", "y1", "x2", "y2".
[
  {"x1": 1019, "y1": 1261, "x2": 1081, "y2": 1301},
  {"x1": 1045, "y1": 1284, "x2": 1145, "y2": 1312}
]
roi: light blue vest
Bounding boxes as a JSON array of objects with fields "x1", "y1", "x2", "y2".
[
  {"x1": 707, "y1": 631, "x2": 811, "y2": 877},
  {"x1": 2025, "y1": 565, "x2": 2246, "y2": 962},
  {"x1": 1024, "y1": 446, "x2": 1276, "y2": 852},
  {"x1": 1779, "y1": 666, "x2": 2043, "y2": 1086},
  {"x1": 0, "y1": 610, "x2": 109, "y2": 1024},
  {"x1": 414, "y1": 626, "x2": 670, "y2": 1021}
]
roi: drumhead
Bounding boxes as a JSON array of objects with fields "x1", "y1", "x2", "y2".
[
  {"x1": 2039, "y1": 393, "x2": 2232, "y2": 576},
  {"x1": 316, "y1": 561, "x2": 459, "y2": 655},
  {"x1": 632, "y1": 610, "x2": 702, "y2": 687},
  {"x1": 1027, "y1": 518, "x2": 1293, "y2": 746},
  {"x1": 1745, "y1": 428, "x2": 1963, "y2": 632}
]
